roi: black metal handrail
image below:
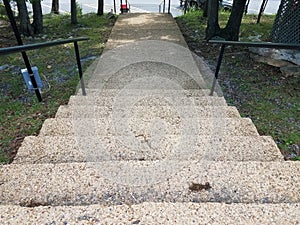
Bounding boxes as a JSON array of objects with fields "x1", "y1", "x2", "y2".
[
  {"x1": 159, "y1": 0, "x2": 166, "y2": 13},
  {"x1": 208, "y1": 40, "x2": 300, "y2": 96},
  {"x1": 0, "y1": 37, "x2": 88, "y2": 55},
  {"x1": 0, "y1": 37, "x2": 89, "y2": 98},
  {"x1": 159, "y1": 0, "x2": 171, "y2": 13}
]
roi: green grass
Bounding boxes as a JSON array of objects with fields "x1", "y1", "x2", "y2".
[
  {"x1": 0, "y1": 13, "x2": 115, "y2": 163},
  {"x1": 179, "y1": 10, "x2": 276, "y2": 41},
  {"x1": 177, "y1": 10, "x2": 300, "y2": 160}
]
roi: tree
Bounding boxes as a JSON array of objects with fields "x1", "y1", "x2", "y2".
[
  {"x1": 97, "y1": 0, "x2": 104, "y2": 16},
  {"x1": 257, "y1": 0, "x2": 268, "y2": 23},
  {"x1": 51, "y1": 0, "x2": 59, "y2": 14},
  {"x1": 16, "y1": 0, "x2": 34, "y2": 36},
  {"x1": 31, "y1": 0, "x2": 43, "y2": 34},
  {"x1": 205, "y1": 0, "x2": 247, "y2": 41},
  {"x1": 205, "y1": 0, "x2": 220, "y2": 39},
  {"x1": 71, "y1": 0, "x2": 77, "y2": 24},
  {"x1": 203, "y1": 0, "x2": 209, "y2": 17}
]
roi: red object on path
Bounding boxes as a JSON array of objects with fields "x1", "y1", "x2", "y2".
[{"x1": 120, "y1": 0, "x2": 130, "y2": 13}]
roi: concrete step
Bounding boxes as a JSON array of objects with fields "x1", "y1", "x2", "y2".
[
  {"x1": 105, "y1": 28, "x2": 187, "y2": 50},
  {"x1": 1, "y1": 161, "x2": 299, "y2": 206},
  {"x1": 105, "y1": 14, "x2": 187, "y2": 49},
  {"x1": 89, "y1": 40, "x2": 199, "y2": 85},
  {"x1": 13, "y1": 135, "x2": 283, "y2": 164},
  {"x1": 0, "y1": 202, "x2": 299, "y2": 224},
  {"x1": 39, "y1": 117, "x2": 259, "y2": 137},
  {"x1": 55, "y1": 105, "x2": 240, "y2": 119},
  {"x1": 68, "y1": 95, "x2": 227, "y2": 107},
  {"x1": 113, "y1": 13, "x2": 179, "y2": 30},
  {"x1": 76, "y1": 88, "x2": 217, "y2": 97},
  {"x1": 86, "y1": 61, "x2": 205, "y2": 89}
]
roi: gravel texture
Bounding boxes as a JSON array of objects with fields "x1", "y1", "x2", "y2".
[
  {"x1": 0, "y1": 202, "x2": 299, "y2": 225},
  {"x1": 68, "y1": 95, "x2": 228, "y2": 106},
  {"x1": 1, "y1": 161, "x2": 299, "y2": 206},
  {"x1": 54, "y1": 105, "x2": 240, "y2": 119},
  {"x1": 1, "y1": 13, "x2": 295, "y2": 224},
  {"x1": 105, "y1": 13, "x2": 187, "y2": 49},
  {"x1": 38, "y1": 117, "x2": 259, "y2": 136},
  {"x1": 13, "y1": 135, "x2": 283, "y2": 164}
]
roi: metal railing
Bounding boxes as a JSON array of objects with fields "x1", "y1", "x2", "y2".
[
  {"x1": 0, "y1": 37, "x2": 89, "y2": 100},
  {"x1": 208, "y1": 40, "x2": 300, "y2": 96},
  {"x1": 159, "y1": 0, "x2": 171, "y2": 14}
]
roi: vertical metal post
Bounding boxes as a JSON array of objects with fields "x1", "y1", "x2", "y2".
[
  {"x1": 210, "y1": 44, "x2": 225, "y2": 96},
  {"x1": 74, "y1": 41, "x2": 86, "y2": 96},
  {"x1": 184, "y1": 0, "x2": 187, "y2": 14},
  {"x1": 3, "y1": 0, "x2": 42, "y2": 102},
  {"x1": 168, "y1": 0, "x2": 171, "y2": 14},
  {"x1": 163, "y1": 0, "x2": 166, "y2": 13},
  {"x1": 120, "y1": 0, "x2": 123, "y2": 13},
  {"x1": 113, "y1": 0, "x2": 116, "y2": 13}
]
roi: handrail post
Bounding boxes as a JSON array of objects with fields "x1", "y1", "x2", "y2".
[
  {"x1": 74, "y1": 41, "x2": 86, "y2": 96},
  {"x1": 163, "y1": 0, "x2": 166, "y2": 13},
  {"x1": 210, "y1": 44, "x2": 225, "y2": 96},
  {"x1": 113, "y1": 0, "x2": 116, "y2": 13},
  {"x1": 208, "y1": 40, "x2": 300, "y2": 96},
  {"x1": 3, "y1": 0, "x2": 42, "y2": 102},
  {"x1": 168, "y1": 0, "x2": 171, "y2": 14}
]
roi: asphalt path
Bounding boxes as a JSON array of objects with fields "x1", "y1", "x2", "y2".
[{"x1": 39, "y1": 0, "x2": 281, "y2": 17}]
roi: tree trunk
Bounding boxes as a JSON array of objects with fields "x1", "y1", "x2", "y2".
[
  {"x1": 32, "y1": 0, "x2": 43, "y2": 34},
  {"x1": 16, "y1": 0, "x2": 33, "y2": 36},
  {"x1": 97, "y1": 0, "x2": 104, "y2": 16},
  {"x1": 205, "y1": 0, "x2": 220, "y2": 40},
  {"x1": 71, "y1": 0, "x2": 77, "y2": 24},
  {"x1": 257, "y1": 0, "x2": 268, "y2": 23},
  {"x1": 220, "y1": 0, "x2": 247, "y2": 40},
  {"x1": 203, "y1": 0, "x2": 209, "y2": 17},
  {"x1": 51, "y1": 0, "x2": 59, "y2": 14}
]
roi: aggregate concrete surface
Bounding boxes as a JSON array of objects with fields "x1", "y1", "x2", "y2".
[
  {"x1": 13, "y1": 135, "x2": 283, "y2": 164},
  {"x1": 1, "y1": 13, "x2": 299, "y2": 224},
  {"x1": 1, "y1": 161, "x2": 299, "y2": 206},
  {"x1": 1, "y1": 203, "x2": 299, "y2": 224}
]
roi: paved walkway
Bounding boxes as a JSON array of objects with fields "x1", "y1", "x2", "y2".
[{"x1": 0, "y1": 13, "x2": 299, "y2": 224}]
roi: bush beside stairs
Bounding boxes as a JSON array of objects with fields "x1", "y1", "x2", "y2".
[{"x1": 0, "y1": 13, "x2": 299, "y2": 224}]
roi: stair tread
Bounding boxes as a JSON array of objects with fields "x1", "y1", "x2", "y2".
[
  {"x1": 55, "y1": 105, "x2": 240, "y2": 118},
  {"x1": 1, "y1": 161, "x2": 299, "y2": 206},
  {"x1": 92, "y1": 38, "x2": 194, "y2": 75},
  {"x1": 87, "y1": 60, "x2": 206, "y2": 89},
  {"x1": 76, "y1": 88, "x2": 217, "y2": 96},
  {"x1": 0, "y1": 202, "x2": 299, "y2": 224},
  {"x1": 13, "y1": 135, "x2": 283, "y2": 164},
  {"x1": 39, "y1": 117, "x2": 259, "y2": 136},
  {"x1": 68, "y1": 95, "x2": 227, "y2": 106}
]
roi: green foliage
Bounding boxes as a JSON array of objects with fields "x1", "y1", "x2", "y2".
[
  {"x1": 76, "y1": 2, "x2": 83, "y2": 17},
  {"x1": 293, "y1": 156, "x2": 300, "y2": 161},
  {"x1": 0, "y1": 13, "x2": 115, "y2": 163},
  {"x1": 240, "y1": 15, "x2": 275, "y2": 41},
  {"x1": 179, "y1": 10, "x2": 275, "y2": 41},
  {"x1": 0, "y1": 2, "x2": 7, "y2": 19},
  {"x1": 177, "y1": 11, "x2": 299, "y2": 160},
  {"x1": 180, "y1": 10, "x2": 204, "y2": 27}
]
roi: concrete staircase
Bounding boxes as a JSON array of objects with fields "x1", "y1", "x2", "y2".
[{"x1": 1, "y1": 13, "x2": 299, "y2": 224}]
